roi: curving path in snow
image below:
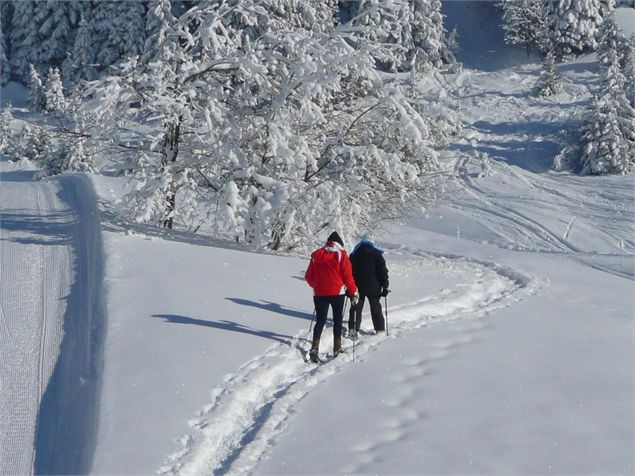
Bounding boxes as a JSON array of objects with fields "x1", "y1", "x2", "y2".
[
  {"x1": 158, "y1": 249, "x2": 533, "y2": 476},
  {"x1": 0, "y1": 163, "x2": 106, "y2": 475}
]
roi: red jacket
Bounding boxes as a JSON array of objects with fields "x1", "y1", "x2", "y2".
[{"x1": 305, "y1": 241, "x2": 358, "y2": 297}]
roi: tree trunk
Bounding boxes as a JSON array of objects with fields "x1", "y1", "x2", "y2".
[{"x1": 161, "y1": 119, "x2": 181, "y2": 229}]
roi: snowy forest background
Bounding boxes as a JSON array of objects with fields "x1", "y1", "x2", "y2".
[{"x1": 1, "y1": 0, "x2": 634, "y2": 250}]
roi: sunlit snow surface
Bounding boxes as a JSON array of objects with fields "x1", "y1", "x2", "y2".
[{"x1": 1, "y1": 5, "x2": 633, "y2": 476}]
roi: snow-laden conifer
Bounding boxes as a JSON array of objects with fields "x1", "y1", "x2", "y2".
[
  {"x1": 62, "y1": 16, "x2": 98, "y2": 83},
  {"x1": 9, "y1": 0, "x2": 38, "y2": 80},
  {"x1": 343, "y1": 0, "x2": 448, "y2": 72},
  {"x1": 66, "y1": 0, "x2": 147, "y2": 79},
  {"x1": 580, "y1": 47, "x2": 635, "y2": 174},
  {"x1": 28, "y1": 64, "x2": 46, "y2": 112},
  {"x1": 143, "y1": 0, "x2": 175, "y2": 64},
  {"x1": 548, "y1": 0, "x2": 615, "y2": 58},
  {"x1": 0, "y1": 12, "x2": 9, "y2": 86},
  {"x1": 623, "y1": 37, "x2": 635, "y2": 108},
  {"x1": 534, "y1": 44, "x2": 563, "y2": 97},
  {"x1": 500, "y1": 0, "x2": 550, "y2": 56},
  {"x1": 596, "y1": 13, "x2": 626, "y2": 75},
  {"x1": 33, "y1": 0, "x2": 79, "y2": 72},
  {"x1": 0, "y1": 106, "x2": 14, "y2": 153},
  {"x1": 43, "y1": 67, "x2": 67, "y2": 114}
]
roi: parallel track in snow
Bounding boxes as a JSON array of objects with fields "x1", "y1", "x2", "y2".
[
  {"x1": 158, "y1": 249, "x2": 534, "y2": 476},
  {"x1": 0, "y1": 170, "x2": 106, "y2": 475}
]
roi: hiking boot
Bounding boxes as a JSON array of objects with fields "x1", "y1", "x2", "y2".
[
  {"x1": 333, "y1": 337, "x2": 342, "y2": 355},
  {"x1": 347, "y1": 329, "x2": 358, "y2": 341},
  {"x1": 309, "y1": 348, "x2": 319, "y2": 363}
]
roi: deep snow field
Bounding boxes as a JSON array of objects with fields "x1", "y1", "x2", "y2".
[{"x1": 1, "y1": 5, "x2": 634, "y2": 476}]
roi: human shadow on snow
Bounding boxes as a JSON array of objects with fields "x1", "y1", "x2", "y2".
[
  {"x1": 225, "y1": 297, "x2": 313, "y2": 321},
  {"x1": 153, "y1": 314, "x2": 295, "y2": 345}
]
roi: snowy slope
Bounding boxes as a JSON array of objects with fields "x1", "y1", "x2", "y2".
[{"x1": 1, "y1": 5, "x2": 634, "y2": 476}]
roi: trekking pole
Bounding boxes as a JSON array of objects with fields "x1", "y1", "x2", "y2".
[
  {"x1": 307, "y1": 309, "x2": 316, "y2": 343},
  {"x1": 353, "y1": 320, "x2": 357, "y2": 362},
  {"x1": 385, "y1": 296, "x2": 389, "y2": 336}
]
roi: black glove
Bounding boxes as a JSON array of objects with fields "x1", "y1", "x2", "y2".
[{"x1": 381, "y1": 287, "x2": 391, "y2": 297}]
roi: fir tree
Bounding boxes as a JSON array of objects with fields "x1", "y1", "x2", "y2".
[
  {"x1": 62, "y1": 16, "x2": 98, "y2": 83},
  {"x1": 143, "y1": 0, "x2": 175, "y2": 64},
  {"x1": 500, "y1": 0, "x2": 550, "y2": 56},
  {"x1": 534, "y1": 44, "x2": 563, "y2": 97},
  {"x1": 596, "y1": 13, "x2": 626, "y2": 75},
  {"x1": 93, "y1": 1, "x2": 146, "y2": 67},
  {"x1": 343, "y1": 0, "x2": 449, "y2": 72},
  {"x1": 623, "y1": 36, "x2": 635, "y2": 108},
  {"x1": 0, "y1": 1, "x2": 10, "y2": 86},
  {"x1": 33, "y1": 0, "x2": 79, "y2": 71},
  {"x1": 28, "y1": 64, "x2": 46, "y2": 112},
  {"x1": 0, "y1": 106, "x2": 14, "y2": 153},
  {"x1": 580, "y1": 48, "x2": 635, "y2": 174},
  {"x1": 580, "y1": 96, "x2": 632, "y2": 174},
  {"x1": 9, "y1": 0, "x2": 38, "y2": 79},
  {"x1": 548, "y1": 0, "x2": 615, "y2": 59},
  {"x1": 43, "y1": 67, "x2": 66, "y2": 114}
]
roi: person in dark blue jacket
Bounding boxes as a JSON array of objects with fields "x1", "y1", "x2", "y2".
[{"x1": 347, "y1": 233, "x2": 390, "y2": 339}]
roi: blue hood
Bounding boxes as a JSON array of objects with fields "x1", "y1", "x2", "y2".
[{"x1": 350, "y1": 240, "x2": 384, "y2": 256}]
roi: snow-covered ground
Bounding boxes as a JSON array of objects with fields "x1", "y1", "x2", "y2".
[
  {"x1": 1, "y1": 5, "x2": 634, "y2": 476},
  {"x1": 0, "y1": 160, "x2": 104, "y2": 474}
]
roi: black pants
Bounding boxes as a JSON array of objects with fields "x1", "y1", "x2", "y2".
[
  {"x1": 313, "y1": 295, "x2": 345, "y2": 343},
  {"x1": 349, "y1": 295, "x2": 385, "y2": 332}
]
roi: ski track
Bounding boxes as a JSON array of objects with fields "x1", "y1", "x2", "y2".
[
  {"x1": 0, "y1": 170, "x2": 106, "y2": 475},
  {"x1": 158, "y1": 248, "x2": 535, "y2": 476},
  {"x1": 0, "y1": 179, "x2": 68, "y2": 475}
]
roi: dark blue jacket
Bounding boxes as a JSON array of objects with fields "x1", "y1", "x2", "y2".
[{"x1": 350, "y1": 241, "x2": 389, "y2": 297}]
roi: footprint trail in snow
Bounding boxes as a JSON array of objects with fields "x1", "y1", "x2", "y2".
[{"x1": 158, "y1": 249, "x2": 533, "y2": 476}]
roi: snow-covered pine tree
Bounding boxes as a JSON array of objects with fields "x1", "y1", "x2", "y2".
[
  {"x1": 33, "y1": 0, "x2": 79, "y2": 72},
  {"x1": 13, "y1": 123, "x2": 53, "y2": 165},
  {"x1": 0, "y1": 106, "x2": 13, "y2": 153},
  {"x1": 548, "y1": 0, "x2": 615, "y2": 59},
  {"x1": 93, "y1": 0, "x2": 146, "y2": 68},
  {"x1": 623, "y1": 36, "x2": 635, "y2": 108},
  {"x1": 9, "y1": 0, "x2": 38, "y2": 80},
  {"x1": 342, "y1": 0, "x2": 448, "y2": 72},
  {"x1": 28, "y1": 64, "x2": 46, "y2": 112},
  {"x1": 0, "y1": 2, "x2": 10, "y2": 86},
  {"x1": 43, "y1": 67, "x2": 66, "y2": 114},
  {"x1": 599, "y1": 21, "x2": 635, "y2": 145},
  {"x1": 580, "y1": 96, "x2": 631, "y2": 174},
  {"x1": 142, "y1": 0, "x2": 175, "y2": 64},
  {"x1": 596, "y1": 13, "x2": 626, "y2": 75},
  {"x1": 534, "y1": 43, "x2": 563, "y2": 96},
  {"x1": 62, "y1": 15, "x2": 99, "y2": 83},
  {"x1": 580, "y1": 48, "x2": 635, "y2": 174},
  {"x1": 500, "y1": 0, "x2": 550, "y2": 56}
]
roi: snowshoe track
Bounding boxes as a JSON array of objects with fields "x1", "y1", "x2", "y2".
[{"x1": 159, "y1": 249, "x2": 534, "y2": 476}]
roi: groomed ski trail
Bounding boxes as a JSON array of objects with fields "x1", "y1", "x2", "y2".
[
  {"x1": 0, "y1": 166, "x2": 106, "y2": 475},
  {"x1": 159, "y1": 249, "x2": 534, "y2": 476}
]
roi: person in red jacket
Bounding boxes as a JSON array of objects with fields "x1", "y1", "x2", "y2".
[{"x1": 305, "y1": 231, "x2": 359, "y2": 362}]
